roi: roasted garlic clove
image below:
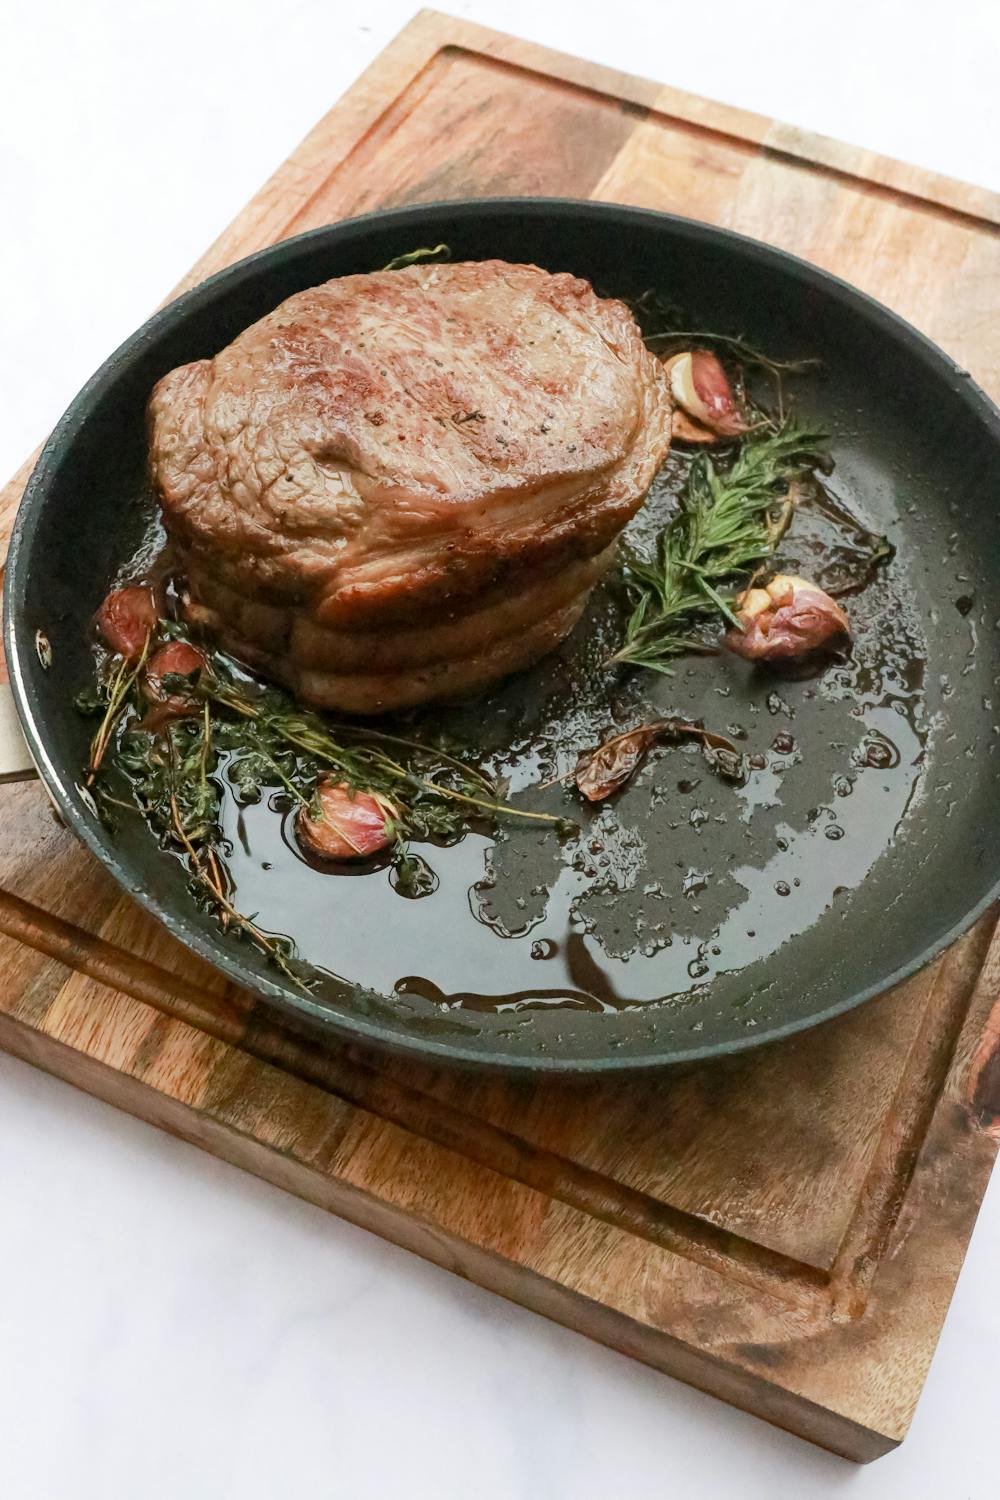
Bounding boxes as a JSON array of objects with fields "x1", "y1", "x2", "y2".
[
  {"x1": 140, "y1": 640, "x2": 209, "y2": 730},
  {"x1": 670, "y1": 407, "x2": 720, "y2": 445},
  {"x1": 723, "y1": 574, "x2": 850, "y2": 662},
  {"x1": 95, "y1": 583, "x2": 161, "y2": 662},
  {"x1": 663, "y1": 350, "x2": 749, "y2": 439},
  {"x1": 296, "y1": 779, "x2": 394, "y2": 861}
]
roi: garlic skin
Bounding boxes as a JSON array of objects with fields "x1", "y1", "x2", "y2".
[
  {"x1": 723, "y1": 573, "x2": 850, "y2": 662},
  {"x1": 663, "y1": 350, "x2": 748, "y2": 439},
  {"x1": 670, "y1": 406, "x2": 719, "y2": 445},
  {"x1": 296, "y1": 779, "x2": 393, "y2": 861}
]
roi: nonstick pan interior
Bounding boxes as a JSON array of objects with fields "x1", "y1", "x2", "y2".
[{"x1": 5, "y1": 199, "x2": 1000, "y2": 1073}]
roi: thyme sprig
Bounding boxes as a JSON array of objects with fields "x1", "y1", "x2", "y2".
[
  {"x1": 168, "y1": 791, "x2": 308, "y2": 990},
  {"x1": 86, "y1": 636, "x2": 151, "y2": 782},
  {"x1": 107, "y1": 703, "x2": 312, "y2": 989},
  {"x1": 79, "y1": 637, "x2": 565, "y2": 981},
  {"x1": 609, "y1": 423, "x2": 830, "y2": 674},
  {"x1": 647, "y1": 330, "x2": 819, "y2": 423},
  {"x1": 199, "y1": 670, "x2": 561, "y2": 831},
  {"x1": 626, "y1": 288, "x2": 819, "y2": 421}
]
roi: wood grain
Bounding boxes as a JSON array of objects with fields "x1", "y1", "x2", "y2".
[{"x1": 1, "y1": 8, "x2": 999, "y2": 1462}]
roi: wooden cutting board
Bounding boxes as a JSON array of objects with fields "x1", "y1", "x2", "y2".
[{"x1": 2, "y1": 10, "x2": 999, "y2": 1462}]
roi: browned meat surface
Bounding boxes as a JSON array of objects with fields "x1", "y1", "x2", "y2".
[{"x1": 148, "y1": 259, "x2": 672, "y2": 712}]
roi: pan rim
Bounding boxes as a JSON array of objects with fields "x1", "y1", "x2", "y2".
[{"x1": 5, "y1": 196, "x2": 1000, "y2": 1073}]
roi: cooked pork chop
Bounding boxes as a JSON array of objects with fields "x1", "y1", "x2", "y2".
[{"x1": 148, "y1": 259, "x2": 672, "y2": 712}]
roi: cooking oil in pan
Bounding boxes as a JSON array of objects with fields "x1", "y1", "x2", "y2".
[{"x1": 216, "y1": 474, "x2": 930, "y2": 1017}]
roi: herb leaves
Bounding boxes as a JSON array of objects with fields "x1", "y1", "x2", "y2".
[
  {"x1": 381, "y1": 244, "x2": 451, "y2": 273},
  {"x1": 82, "y1": 639, "x2": 562, "y2": 985},
  {"x1": 609, "y1": 423, "x2": 830, "y2": 674}
]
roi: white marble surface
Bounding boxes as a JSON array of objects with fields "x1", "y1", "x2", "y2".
[{"x1": 2, "y1": 3, "x2": 999, "y2": 1494}]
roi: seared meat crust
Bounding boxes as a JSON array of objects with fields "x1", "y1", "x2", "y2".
[{"x1": 149, "y1": 260, "x2": 672, "y2": 711}]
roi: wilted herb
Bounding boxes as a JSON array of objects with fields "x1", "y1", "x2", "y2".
[
  {"x1": 779, "y1": 482, "x2": 895, "y2": 599},
  {"x1": 574, "y1": 719, "x2": 746, "y2": 802},
  {"x1": 78, "y1": 629, "x2": 563, "y2": 982},
  {"x1": 381, "y1": 244, "x2": 451, "y2": 272},
  {"x1": 74, "y1": 686, "x2": 105, "y2": 716},
  {"x1": 827, "y1": 534, "x2": 894, "y2": 597},
  {"x1": 109, "y1": 700, "x2": 311, "y2": 988},
  {"x1": 200, "y1": 668, "x2": 559, "y2": 835},
  {"x1": 390, "y1": 850, "x2": 440, "y2": 900},
  {"x1": 609, "y1": 423, "x2": 830, "y2": 674}
]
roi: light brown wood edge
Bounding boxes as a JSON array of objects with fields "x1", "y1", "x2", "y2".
[
  {"x1": 423, "y1": 40, "x2": 1000, "y2": 236},
  {"x1": 0, "y1": 564, "x2": 37, "y2": 781},
  {"x1": 417, "y1": 11, "x2": 1000, "y2": 228},
  {"x1": 827, "y1": 911, "x2": 1000, "y2": 1317},
  {"x1": 0, "y1": 683, "x2": 35, "y2": 784},
  {"x1": 3, "y1": 881, "x2": 1000, "y2": 1328},
  {"x1": 0, "y1": 883, "x2": 831, "y2": 1306},
  {"x1": 0, "y1": 992, "x2": 898, "y2": 1462}
]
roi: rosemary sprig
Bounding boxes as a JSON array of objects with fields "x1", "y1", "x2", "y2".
[{"x1": 609, "y1": 423, "x2": 829, "y2": 673}]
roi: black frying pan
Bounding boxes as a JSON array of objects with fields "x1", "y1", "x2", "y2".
[{"x1": 4, "y1": 199, "x2": 1000, "y2": 1074}]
